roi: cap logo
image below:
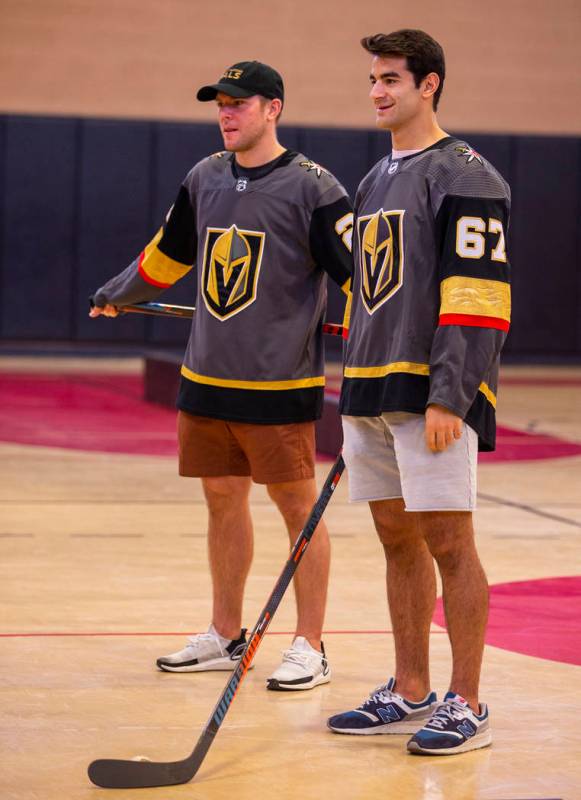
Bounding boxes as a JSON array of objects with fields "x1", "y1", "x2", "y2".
[{"x1": 222, "y1": 68, "x2": 243, "y2": 80}]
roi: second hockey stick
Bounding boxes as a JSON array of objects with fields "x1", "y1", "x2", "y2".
[
  {"x1": 88, "y1": 453, "x2": 345, "y2": 789},
  {"x1": 118, "y1": 301, "x2": 347, "y2": 338}
]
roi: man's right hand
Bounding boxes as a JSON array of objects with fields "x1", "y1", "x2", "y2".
[{"x1": 89, "y1": 304, "x2": 119, "y2": 318}]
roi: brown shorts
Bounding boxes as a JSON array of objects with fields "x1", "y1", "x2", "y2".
[{"x1": 177, "y1": 411, "x2": 316, "y2": 484}]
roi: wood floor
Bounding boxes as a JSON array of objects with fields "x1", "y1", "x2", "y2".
[{"x1": 1, "y1": 357, "x2": 580, "y2": 800}]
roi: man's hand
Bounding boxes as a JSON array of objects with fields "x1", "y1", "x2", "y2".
[
  {"x1": 89, "y1": 304, "x2": 119, "y2": 318},
  {"x1": 425, "y1": 404, "x2": 463, "y2": 453}
]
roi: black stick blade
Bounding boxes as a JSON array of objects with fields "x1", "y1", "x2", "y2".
[{"x1": 88, "y1": 756, "x2": 196, "y2": 789}]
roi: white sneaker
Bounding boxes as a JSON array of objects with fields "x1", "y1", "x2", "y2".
[
  {"x1": 266, "y1": 637, "x2": 331, "y2": 691},
  {"x1": 156, "y1": 624, "x2": 248, "y2": 672}
]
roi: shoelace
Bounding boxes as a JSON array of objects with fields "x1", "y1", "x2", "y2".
[
  {"x1": 425, "y1": 701, "x2": 467, "y2": 730},
  {"x1": 362, "y1": 683, "x2": 397, "y2": 707},
  {"x1": 281, "y1": 648, "x2": 318, "y2": 667},
  {"x1": 186, "y1": 632, "x2": 226, "y2": 654}
]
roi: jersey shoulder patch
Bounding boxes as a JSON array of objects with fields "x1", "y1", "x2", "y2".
[
  {"x1": 289, "y1": 153, "x2": 347, "y2": 207},
  {"x1": 298, "y1": 159, "x2": 331, "y2": 179},
  {"x1": 420, "y1": 140, "x2": 509, "y2": 201},
  {"x1": 454, "y1": 144, "x2": 484, "y2": 165}
]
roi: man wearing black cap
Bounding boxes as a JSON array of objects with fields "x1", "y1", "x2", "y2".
[{"x1": 89, "y1": 61, "x2": 353, "y2": 691}]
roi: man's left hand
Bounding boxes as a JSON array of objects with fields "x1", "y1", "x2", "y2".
[{"x1": 425, "y1": 404, "x2": 463, "y2": 453}]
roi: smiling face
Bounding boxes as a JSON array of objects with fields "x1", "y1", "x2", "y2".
[
  {"x1": 369, "y1": 55, "x2": 437, "y2": 133},
  {"x1": 216, "y1": 93, "x2": 279, "y2": 153}
]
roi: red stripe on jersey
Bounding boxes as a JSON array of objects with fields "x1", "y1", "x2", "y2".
[
  {"x1": 137, "y1": 253, "x2": 172, "y2": 288},
  {"x1": 439, "y1": 313, "x2": 510, "y2": 332}
]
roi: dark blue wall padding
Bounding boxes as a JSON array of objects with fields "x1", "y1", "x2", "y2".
[
  {"x1": 300, "y1": 126, "x2": 372, "y2": 200},
  {"x1": 75, "y1": 119, "x2": 154, "y2": 342},
  {"x1": 509, "y1": 136, "x2": 580, "y2": 356},
  {"x1": 1, "y1": 112, "x2": 580, "y2": 360},
  {"x1": 1, "y1": 116, "x2": 77, "y2": 338},
  {"x1": 368, "y1": 129, "x2": 391, "y2": 169},
  {"x1": 0, "y1": 118, "x2": 4, "y2": 325},
  {"x1": 275, "y1": 124, "x2": 303, "y2": 153}
]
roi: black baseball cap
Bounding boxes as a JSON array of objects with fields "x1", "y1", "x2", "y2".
[{"x1": 197, "y1": 61, "x2": 284, "y2": 103}]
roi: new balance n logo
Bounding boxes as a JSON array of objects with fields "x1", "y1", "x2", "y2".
[
  {"x1": 458, "y1": 720, "x2": 476, "y2": 738},
  {"x1": 376, "y1": 704, "x2": 402, "y2": 723}
]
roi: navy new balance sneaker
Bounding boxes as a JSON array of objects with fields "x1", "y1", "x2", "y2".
[
  {"x1": 327, "y1": 677, "x2": 438, "y2": 735},
  {"x1": 407, "y1": 692, "x2": 492, "y2": 755}
]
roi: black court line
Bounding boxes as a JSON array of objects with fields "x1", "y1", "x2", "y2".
[{"x1": 478, "y1": 492, "x2": 581, "y2": 529}]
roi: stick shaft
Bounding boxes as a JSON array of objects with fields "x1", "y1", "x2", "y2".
[
  {"x1": 87, "y1": 454, "x2": 345, "y2": 789},
  {"x1": 182, "y1": 453, "x2": 345, "y2": 770},
  {"x1": 118, "y1": 302, "x2": 345, "y2": 337},
  {"x1": 119, "y1": 302, "x2": 194, "y2": 319}
]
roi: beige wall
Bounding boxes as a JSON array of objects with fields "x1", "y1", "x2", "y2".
[{"x1": 1, "y1": 0, "x2": 580, "y2": 134}]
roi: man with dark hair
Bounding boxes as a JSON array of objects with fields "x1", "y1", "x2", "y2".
[
  {"x1": 361, "y1": 30, "x2": 446, "y2": 109},
  {"x1": 90, "y1": 61, "x2": 353, "y2": 692},
  {"x1": 327, "y1": 31, "x2": 510, "y2": 754}
]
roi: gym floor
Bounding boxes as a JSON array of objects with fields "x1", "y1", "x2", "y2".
[{"x1": 1, "y1": 356, "x2": 580, "y2": 800}]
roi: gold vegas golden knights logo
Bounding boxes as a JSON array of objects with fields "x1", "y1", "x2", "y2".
[
  {"x1": 201, "y1": 225, "x2": 265, "y2": 320},
  {"x1": 358, "y1": 209, "x2": 405, "y2": 313}
]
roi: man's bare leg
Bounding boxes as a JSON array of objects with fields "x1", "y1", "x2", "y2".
[
  {"x1": 420, "y1": 511, "x2": 488, "y2": 712},
  {"x1": 370, "y1": 498, "x2": 436, "y2": 701},
  {"x1": 202, "y1": 475, "x2": 254, "y2": 640},
  {"x1": 267, "y1": 477, "x2": 330, "y2": 650}
]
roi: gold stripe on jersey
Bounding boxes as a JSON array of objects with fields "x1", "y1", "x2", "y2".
[
  {"x1": 181, "y1": 365, "x2": 325, "y2": 391},
  {"x1": 344, "y1": 361, "x2": 430, "y2": 379},
  {"x1": 342, "y1": 288, "x2": 353, "y2": 333},
  {"x1": 478, "y1": 381, "x2": 497, "y2": 408},
  {"x1": 344, "y1": 360, "x2": 497, "y2": 406},
  {"x1": 138, "y1": 228, "x2": 193, "y2": 287},
  {"x1": 440, "y1": 276, "x2": 511, "y2": 322}
]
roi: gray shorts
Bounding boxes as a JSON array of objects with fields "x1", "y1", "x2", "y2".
[{"x1": 342, "y1": 412, "x2": 478, "y2": 511}]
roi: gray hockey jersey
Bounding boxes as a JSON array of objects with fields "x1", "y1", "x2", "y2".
[
  {"x1": 94, "y1": 149, "x2": 353, "y2": 423},
  {"x1": 340, "y1": 137, "x2": 511, "y2": 450}
]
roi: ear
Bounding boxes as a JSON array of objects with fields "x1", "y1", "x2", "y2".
[
  {"x1": 267, "y1": 98, "x2": 283, "y2": 121},
  {"x1": 422, "y1": 72, "x2": 440, "y2": 101}
]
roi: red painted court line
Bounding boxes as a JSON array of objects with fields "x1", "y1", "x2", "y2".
[{"x1": 0, "y1": 629, "x2": 447, "y2": 639}]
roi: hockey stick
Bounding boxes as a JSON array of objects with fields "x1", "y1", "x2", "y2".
[
  {"x1": 119, "y1": 301, "x2": 195, "y2": 319},
  {"x1": 118, "y1": 302, "x2": 346, "y2": 338},
  {"x1": 88, "y1": 453, "x2": 345, "y2": 789}
]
